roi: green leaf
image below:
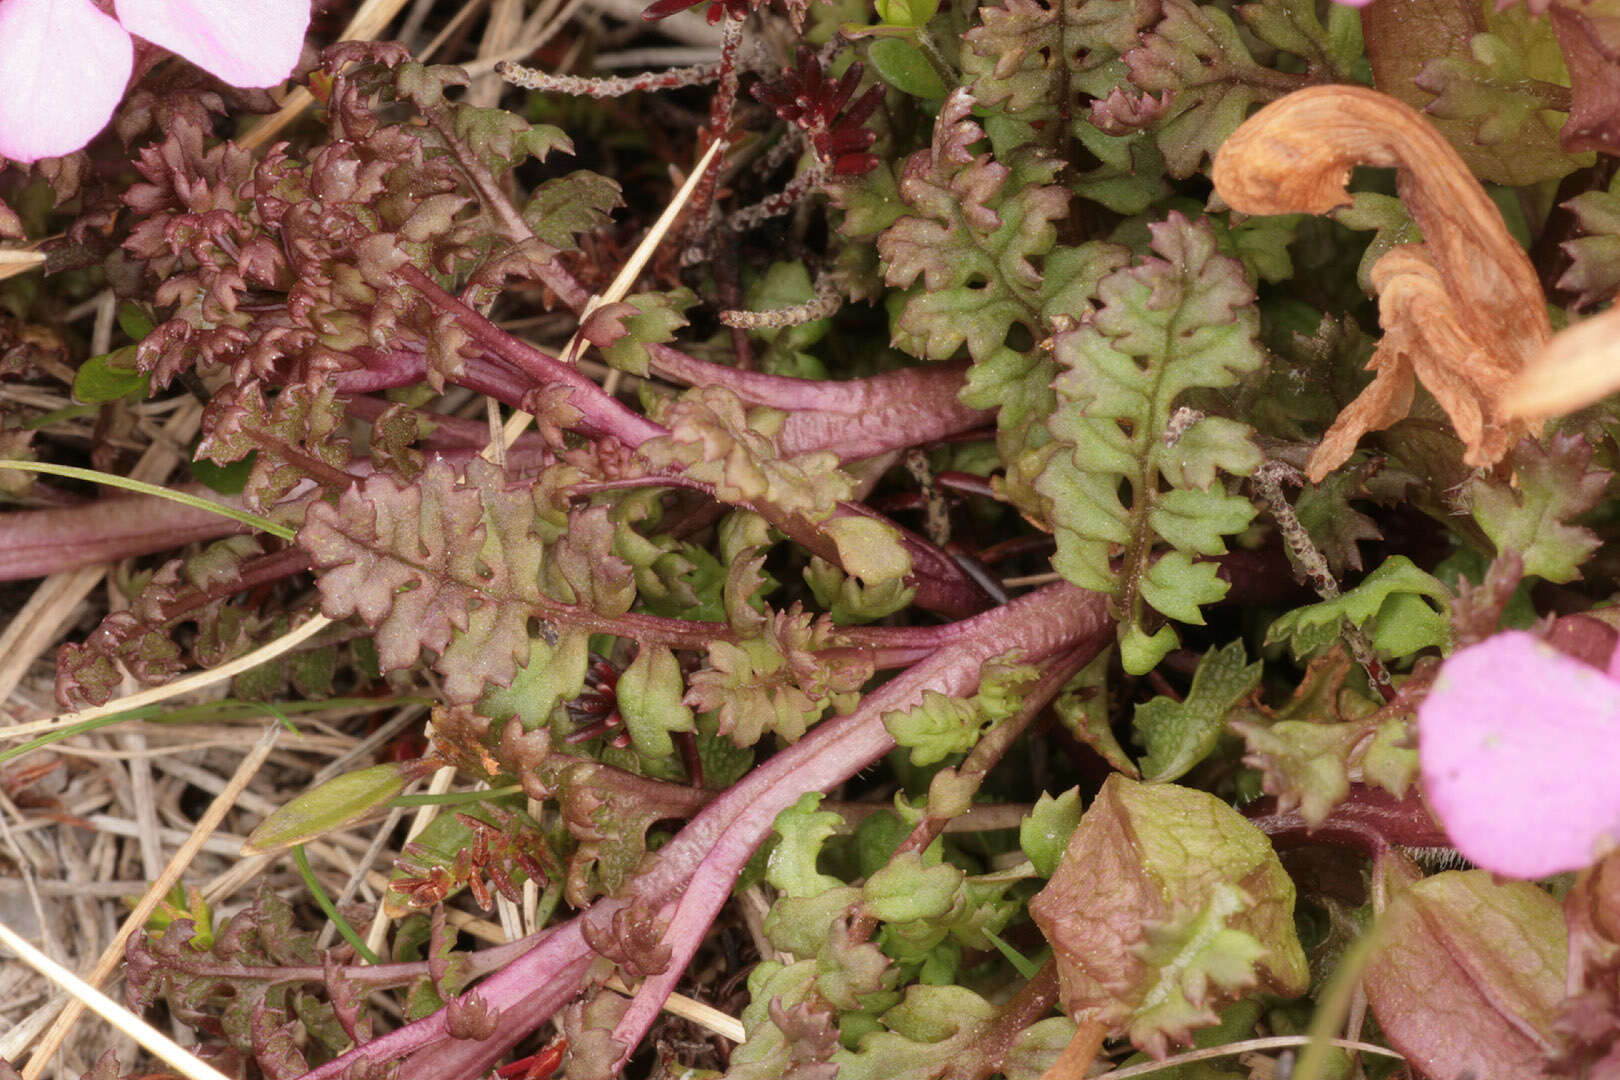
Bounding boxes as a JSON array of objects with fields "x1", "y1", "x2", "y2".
[
  {"x1": 877, "y1": 91, "x2": 1070, "y2": 364},
  {"x1": 245, "y1": 763, "x2": 415, "y2": 854},
  {"x1": 823, "y1": 516, "x2": 913, "y2": 585},
  {"x1": 1051, "y1": 651, "x2": 1140, "y2": 777},
  {"x1": 804, "y1": 556, "x2": 916, "y2": 624},
  {"x1": 868, "y1": 39, "x2": 948, "y2": 99},
  {"x1": 639, "y1": 387, "x2": 855, "y2": 520},
  {"x1": 117, "y1": 301, "x2": 155, "y2": 342},
  {"x1": 1028, "y1": 775, "x2": 1308, "y2": 1056},
  {"x1": 863, "y1": 852, "x2": 964, "y2": 923},
  {"x1": 200, "y1": 382, "x2": 352, "y2": 512},
  {"x1": 1127, "y1": 883, "x2": 1267, "y2": 1052},
  {"x1": 876, "y1": 0, "x2": 939, "y2": 28},
  {"x1": 1120, "y1": 0, "x2": 1305, "y2": 178},
  {"x1": 1020, "y1": 787, "x2": 1083, "y2": 877},
  {"x1": 768, "y1": 792, "x2": 845, "y2": 898},
  {"x1": 1362, "y1": 0, "x2": 1589, "y2": 185},
  {"x1": 1238, "y1": 0, "x2": 1363, "y2": 80},
  {"x1": 1468, "y1": 433, "x2": 1609, "y2": 584},
  {"x1": 1071, "y1": 123, "x2": 1172, "y2": 215},
  {"x1": 1231, "y1": 717, "x2": 1360, "y2": 826},
  {"x1": 849, "y1": 94, "x2": 1130, "y2": 520},
  {"x1": 615, "y1": 644, "x2": 696, "y2": 763},
  {"x1": 480, "y1": 628, "x2": 590, "y2": 731},
  {"x1": 74, "y1": 346, "x2": 151, "y2": 404},
  {"x1": 1291, "y1": 467, "x2": 1383, "y2": 577},
  {"x1": 593, "y1": 288, "x2": 694, "y2": 377},
  {"x1": 883, "y1": 653, "x2": 1039, "y2": 766},
  {"x1": 1227, "y1": 649, "x2": 1400, "y2": 825},
  {"x1": 1333, "y1": 192, "x2": 1421, "y2": 294},
  {"x1": 1561, "y1": 177, "x2": 1620, "y2": 309},
  {"x1": 1264, "y1": 555, "x2": 1452, "y2": 662},
  {"x1": 962, "y1": 0, "x2": 1144, "y2": 141},
  {"x1": 686, "y1": 610, "x2": 870, "y2": 746},
  {"x1": 884, "y1": 691, "x2": 984, "y2": 766},
  {"x1": 522, "y1": 171, "x2": 621, "y2": 253},
  {"x1": 189, "y1": 451, "x2": 255, "y2": 496},
  {"x1": 746, "y1": 262, "x2": 832, "y2": 378},
  {"x1": 1135, "y1": 640, "x2": 1261, "y2": 783},
  {"x1": 834, "y1": 985, "x2": 1003, "y2": 1080},
  {"x1": 1038, "y1": 213, "x2": 1263, "y2": 672}
]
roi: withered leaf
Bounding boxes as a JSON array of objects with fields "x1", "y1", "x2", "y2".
[{"x1": 1213, "y1": 85, "x2": 1547, "y2": 480}]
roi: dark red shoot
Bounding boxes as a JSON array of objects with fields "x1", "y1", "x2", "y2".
[{"x1": 751, "y1": 48, "x2": 883, "y2": 176}]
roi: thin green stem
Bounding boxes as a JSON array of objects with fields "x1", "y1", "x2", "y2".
[
  {"x1": 294, "y1": 844, "x2": 382, "y2": 965},
  {"x1": 389, "y1": 784, "x2": 523, "y2": 807},
  {"x1": 0, "y1": 697, "x2": 430, "y2": 766}
]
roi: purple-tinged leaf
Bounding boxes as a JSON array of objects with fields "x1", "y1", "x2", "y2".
[
  {"x1": 298, "y1": 458, "x2": 557, "y2": 703},
  {"x1": 1028, "y1": 774, "x2": 1307, "y2": 1056},
  {"x1": 1467, "y1": 433, "x2": 1610, "y2": 585},
  {"x1": 1364, "y1": 870, "x2": 1564, "y2": 1079}
]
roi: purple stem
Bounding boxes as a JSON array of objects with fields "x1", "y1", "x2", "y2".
[
  {"x1": 297, "y1": 582, "x2": 1109, "y2": 1080},
  {"x1": 0, "y1": 487, "x2": 255, "y2": 581},
  {"x1": 649, "y1": 346, "x2": 990, "y2": 460},
  {"x1": 1246, "y1": 785, "x2": 1452, "y2": 857},
  {"x1": 601, "y1": 582, "x2": 1109, "y2": 1069},
  {"x1": 342, "y1": 394, "x2": 558, "y2": 457},
  {"x1": 399, "y1": 266, "x2": 665, "y2": 447}
]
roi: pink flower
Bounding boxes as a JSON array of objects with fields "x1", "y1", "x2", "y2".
[
  {"x1": 1419, "y1": 630, "x2": 1620, "y2": 878},
  {"x1": 0, "y1": 0, "x2": 310, "y2": 163}
]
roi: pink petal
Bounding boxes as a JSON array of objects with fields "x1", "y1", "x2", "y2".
[
  {"x1": 1420, "y1": 631, "x2": 1620, "y2": 878},
  {"x1": 0, "y1": 0, "x2": 132, "y2": 163},
  {"x1": 116, "y1": 0, "x2": 308, "y2": 88}
]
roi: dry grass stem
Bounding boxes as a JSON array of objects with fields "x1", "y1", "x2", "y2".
[
  {"x1": 21, "y1": 728, "x2": 280, "y2": 1078},
  {"x1": 0, "y1": 919, "x2": 230, "y2": 1080},
  {"x1": 1096, "y1": 1034, "x2": 1403, "y2": 1078},
  {"x1": 0, "y1": 398, "x2": 202, "y2": 708},
  {"x1": 0, "y1": 615, "x2": 330, "y2": 744},
  {"x1": 0, "y1": 249, "x2": 47, "y2": 282},
  {"x1": 496, "y1": 136, "x2": 725, "y2": 450}
]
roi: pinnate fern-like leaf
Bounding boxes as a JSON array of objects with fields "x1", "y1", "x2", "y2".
[
  {"x1": 1120, "y1": 0, "x2": 1304, "y2": 178},
  {"x1": 877, "y1": 89, "x2": 1070, "y2": 366},
  {"x1": 869, "y1": 89, "x2": 1132, "y2": 516},
  {"x1": 299, "y1": 458, "x2": 629, "y2": 703},
  {"x1": 684, "y1": 608, "x2": 870, "y2": 745},
  {"x1": 1036, "y1": 213, "x2": 1262, "y2": 673},
  {"x1": 961, "y1": 0, "x2": 1143, "y2": 140},
  {"x1": 640, "y1": 387, "x2": 854, "y2": 519}
]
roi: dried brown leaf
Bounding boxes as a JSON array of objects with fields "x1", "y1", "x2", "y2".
[{"x1": 1212, "y1": 85, "x2": 1548, "y2": 480}]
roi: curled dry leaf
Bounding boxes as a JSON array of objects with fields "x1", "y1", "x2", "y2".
[
  {"x1": 1212, "y1": 84, "x2": 1548, "y2": 481},
  {"x1": 1501, "y1": 303, "x2": 1620, "y2": 422}
]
